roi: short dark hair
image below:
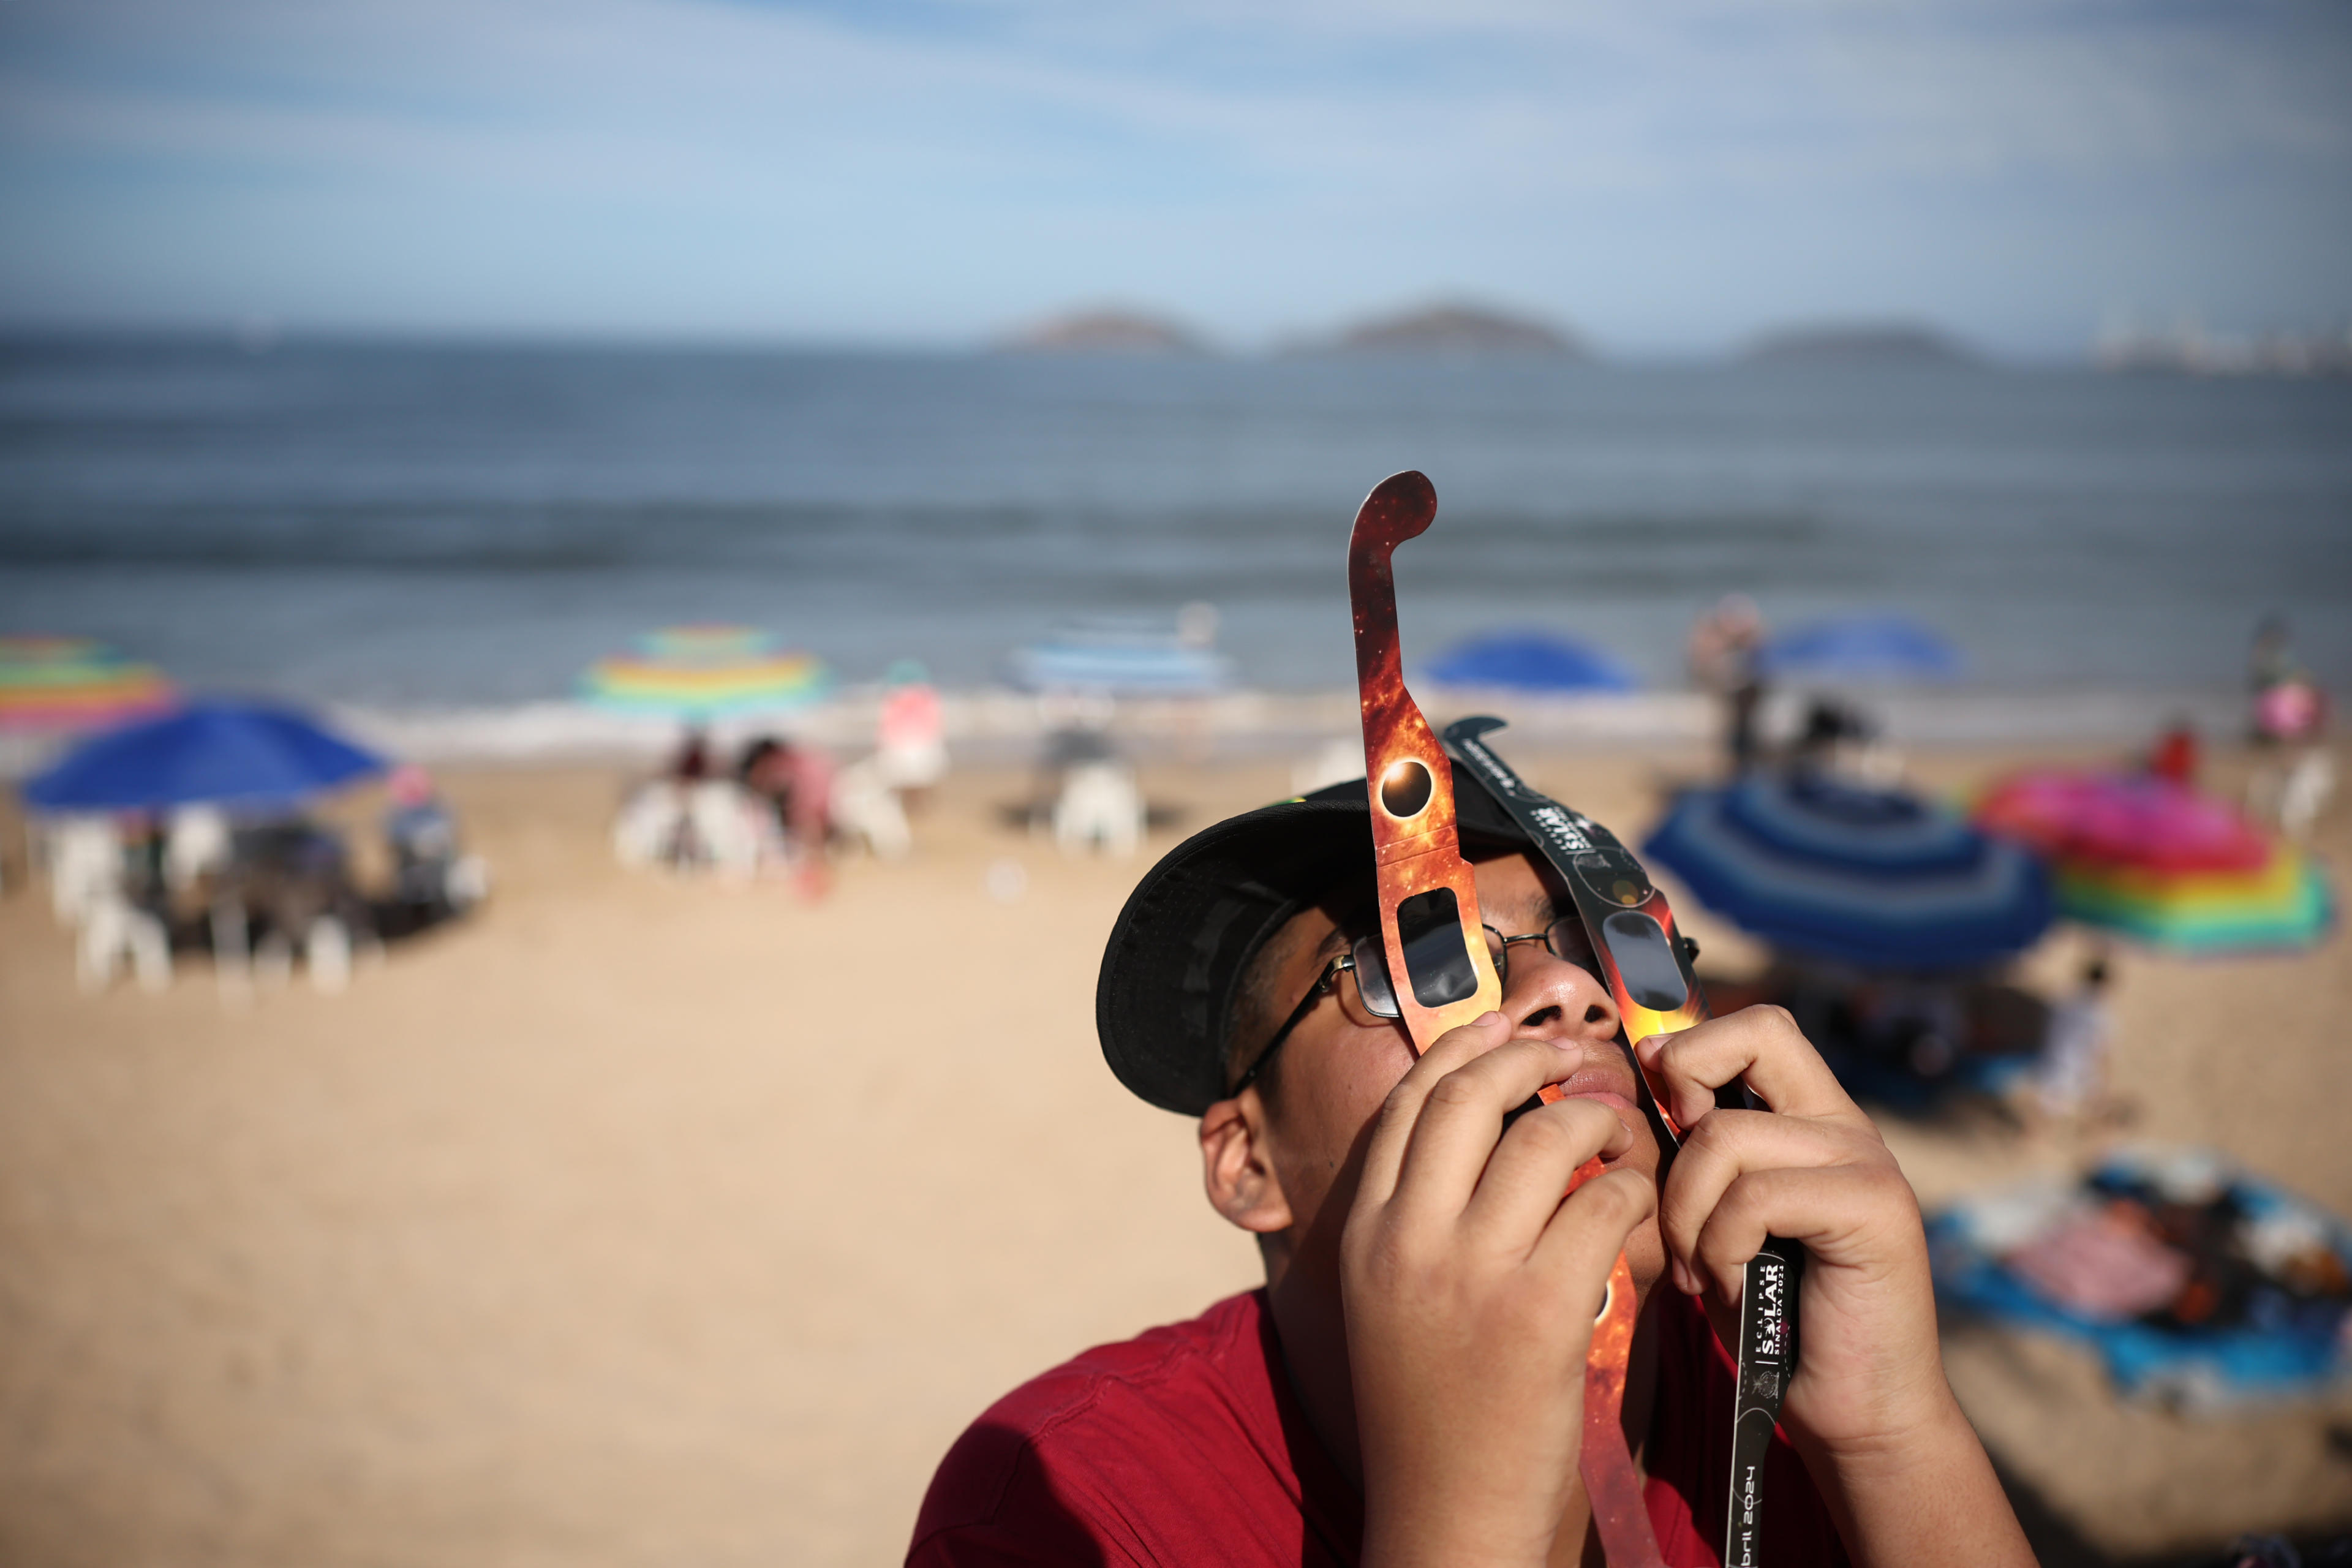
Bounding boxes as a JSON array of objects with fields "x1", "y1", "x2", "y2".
[{"x1": 1218, "y1": 873, "x2": 1377, "y2": 1102}]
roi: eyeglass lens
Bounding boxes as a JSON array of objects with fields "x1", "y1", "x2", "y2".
[{"x1": 1347, "y1": 917, "x2": 1597, "y2": 1024}]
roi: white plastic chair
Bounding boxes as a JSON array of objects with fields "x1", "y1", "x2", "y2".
[
  {"x1": 48, "y1": 816, "x2": 121, "y2": 927},
  {"x1": 445, "y1": 854, "x2": 491, "y2": 909},
  {"x1": 306, "y1": 916, "x2": 352, "y2": 994},
  {"x1": 77, "y1": 891, "x2": 171, "y2": 993},
  {"x1": 165, "y1": 805, "x2": 232, "y2": 895},
  {"x1": 1054, "y1": 761, "x2": 1144, "y2": 856},
  {"x1": 832, "y1": 755, "x2": 912, "y2": 861},
  {"x1": 2279, "y1": 750, "x2": 2336, "y2": 842},
  {"x1": 685, "y1": 780, "x2": 764, "y2": 878},
  {"x1": 613, "y1": 782, "x2": 684, "y2": 868}
]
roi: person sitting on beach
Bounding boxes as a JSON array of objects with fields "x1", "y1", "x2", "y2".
[
  {"x1": 908, "y1": 768, "x2": 2033, "y2": 1567},
  {"x1": 737, "y1": 736, "x2": 835, "y2": 895},
  {"x1": 669, "y1": 727, "x2": 714, "y2": 783},
  {"x1": 383, "y1": 766, "x2": 458, "y2": 897},
  {"x1": 876, "y1": 660, "x2": 949, "y2": 797}
]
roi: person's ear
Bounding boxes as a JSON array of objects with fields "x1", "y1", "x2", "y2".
[{"x1": 1200, "y1": 1093, "x2": 1294, "y2": 1235}]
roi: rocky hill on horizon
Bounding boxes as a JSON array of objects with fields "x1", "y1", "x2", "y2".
[
  {"x1": 999, "y1": 308, "x2": 1208, "y2": 355},
  {"x1": 1321, "y1": 301, "x2": 1585, "y2": 357}
]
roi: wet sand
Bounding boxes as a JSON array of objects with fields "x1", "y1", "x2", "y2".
[{"x1": 2, "y1": 744, "x2": 2347, "y2": 1566}]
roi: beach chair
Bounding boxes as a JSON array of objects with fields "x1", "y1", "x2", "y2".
[
  {"x1": 1053, "y1": 761, "x2": 1144, "y2": 856},
  {"x1": 77, "y1": 889, "x2": 171, "y2": 993},
  {"x1": 306, "y1": 914, "x2": 352, "y2": 993},
  {"x1": 165, "y1": 805, "x2": 232, "y2": 896},
  {"x1": 214, "y1": 821, "x2": 372, "y2": 997},
  {"x1": 831, "y1": 755, "x2": 912, "y2": 861},
  {"x1": 211, "y1": 894, "x2": 252, "y2": 1004},
  {"x1": 445, "y1": 854, "x2": 491, "y2": 910},
  {"x1": 2278, "y1": 750, "x2": 2335, "y2": 842},
  {"x1": 48, "y1": 815, "x2": 121, "y2": 927},
  {"x1": 612, "y1": 782, "x2": 684, "y2": 869},
  {"x1": 685, "y1": 779, "x2": 764, "y2": 878}
]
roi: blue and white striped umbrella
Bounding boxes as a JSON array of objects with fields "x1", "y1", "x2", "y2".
[
  {"x1": 1758, "y1": 616, "x2": 1963, "y2": 683},
  {"x1": 1643, "y1": 771, "x2": 2052, "y2": 971},
  {"x1": 1008, "y1": 628, "x2": 1232, "y2": 695}
]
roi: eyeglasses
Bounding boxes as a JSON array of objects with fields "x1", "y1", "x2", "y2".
[{"x1": 1228, "y1": 917, "x2": 1598, "y2": 1097}]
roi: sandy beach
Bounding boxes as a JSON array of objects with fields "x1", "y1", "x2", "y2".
[{"x1": 3, "y1": 741, "x2": 2349, "y2": 1566}]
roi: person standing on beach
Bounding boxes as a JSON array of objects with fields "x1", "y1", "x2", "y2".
[
  {"x1": 1689, "y1": 594, "x2": 1768, "y2": 775},
  {"x1": 909, "y1": 768, "x2": 2033, "y2": 1567}
]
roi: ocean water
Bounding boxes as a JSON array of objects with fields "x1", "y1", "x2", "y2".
[{"x1": 1, "y1": 336, "x2": 2346, "y2": 706}]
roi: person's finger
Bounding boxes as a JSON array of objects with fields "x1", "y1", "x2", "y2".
[
  {"x1": 1459, "y1": 1095, "x2": 1632, "y2": 1254},
  {"x1": 1528, "y1": 1166, "x2": 1656, "y2": 1321},
  {"x1": 1654, "y1": 1107, "x2": 1875, "y2": 1289},
  {"x1": 1387, "y1": 1036, "x2": 1593, "y2": 1226},
  {"x1": 1354, "y1": 1011, "x2": 1513, "y2": 1210},
  {"x1": 1634, "y1": 1005, "x2": 1860, "y2": 1131},
  {"x1": 1686, "y1": 1163, "x2": 1923, "y2": 1303}
]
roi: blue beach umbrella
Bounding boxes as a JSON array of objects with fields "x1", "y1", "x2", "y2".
[
  {"x1": 1643, "y1": 771, "x2": 2052, "y2": 971},
  {"x1": 1423, "y1": 631, "x2": 1635, "y2": 693},
  {"x1": 22, "y1": 698, "x2": 385, "y2": 813},
  {"x1": 1009, "y1": 627, "x2": 1232, "y2": 696},
  {"x1": 1758, "y1": 616, "x2": 1963, "y2": 682}
]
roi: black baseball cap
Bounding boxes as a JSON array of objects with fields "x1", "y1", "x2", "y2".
[{"x1": 1096, "y1": 761, "x2": 1533, "y2": 1115}]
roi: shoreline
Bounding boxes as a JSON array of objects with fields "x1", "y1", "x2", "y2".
[{"x1": 0, "y1": 684, "x2": 2254, "y2": 782}]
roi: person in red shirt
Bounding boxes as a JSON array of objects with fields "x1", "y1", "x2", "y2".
[{"x1": 913, "y1": 767, "x2": 2034, "y2": 1567}]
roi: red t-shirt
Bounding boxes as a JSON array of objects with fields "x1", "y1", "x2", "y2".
[{"x1": 909, "y1": 1287, "x2": 1847, "y2": 1567}]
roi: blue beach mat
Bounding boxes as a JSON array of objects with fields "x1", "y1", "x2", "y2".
[{"x1": 1929, "y1": 1148, "x2": 2352, "y2": 1408}]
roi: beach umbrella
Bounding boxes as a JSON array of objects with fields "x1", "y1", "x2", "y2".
[
  {"x1": 1976, "y1": 769, "x2": 2332, "y2": 954},
  {"x1": 21, "y1": 698, "x2": 385, "y2": 813},
  {"x1": 2054, "y1": 849, "x2": 2332, "y2": 954},
  {"x1": 1757, "y1": 615, "x2": 1963, "y2": 683},
  {"x1": 1976, "y1": 770, "x2": 2269, "y2": 874},
  {"x1": 0, "y1": 636, "x2": 176, "y2": 733},
  {"x1": 581, "y1": 624, "x2": 832, "y2": 717},
  {"x1": 1642, "y1": 770, "x2": 2053, "y2": 971},
  {"x1": 1008, "y1": 624, "x2": 1232, "y2": 696},
  {"x1": 1422, "y1": 631, "x2": 1635, "y2": 693}
]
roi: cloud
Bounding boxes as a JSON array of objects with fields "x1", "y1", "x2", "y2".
[{"x1": 1, "y1": 0, "x2": 2346, "y2": 349}]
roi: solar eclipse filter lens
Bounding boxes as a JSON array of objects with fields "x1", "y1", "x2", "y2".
[
  {"x1": 1599, "y1": 910, "x2": 1690, "y2": 1011},
  {"x1": 1394, "y1": 888, "x2": 1481, "y2": 1007}
]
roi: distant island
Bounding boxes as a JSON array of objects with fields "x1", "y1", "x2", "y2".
[
  {"x1": 1000, "y1": 309, "x2": 1207, "y2": 355},
  {"x1": 1319, "y1": 302, "x2": 1586, "y2": 357},
  {"x1": 1741, "y1": 323, "x2": 1975, "y2": 366}
]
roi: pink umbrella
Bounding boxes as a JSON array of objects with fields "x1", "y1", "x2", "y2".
[{"x1": 1975, "y1": 770, "x2": 2269, "y2": 874}]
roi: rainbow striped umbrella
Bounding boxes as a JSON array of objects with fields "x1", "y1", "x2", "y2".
[
  {"x1": 1977, "y1": 770, "x2": 2333, "y2": 954},
  {"x1": 2056, "y1": 847, "x2": 2332, "y2": 953},
  {"x1": 0, "y1": 636, "x2": 176, "y2": 733},
  {"x1": 580, "y1": 625, "x2": 832, "y2": 718}
]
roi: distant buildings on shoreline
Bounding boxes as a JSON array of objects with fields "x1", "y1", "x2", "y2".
[{"x1": 2095, "y1": 315, "x2": 2352, "y2": 379}]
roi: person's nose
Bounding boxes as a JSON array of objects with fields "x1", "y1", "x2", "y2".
[{"x1": 1500, "y1": 942, "x2": 1621, "y2": 1045}]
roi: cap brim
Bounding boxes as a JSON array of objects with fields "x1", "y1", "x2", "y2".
[{"x1": 1096, "y1": 763, "x2": 1530, "y2": 1115}]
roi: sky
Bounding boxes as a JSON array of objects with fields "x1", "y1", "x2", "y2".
[{"x1": 1, "y1": 0, "x2": 2348, "y2": 356}]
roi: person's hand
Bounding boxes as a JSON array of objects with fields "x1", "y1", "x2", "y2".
[
  {"x1": 1341, "y1": 1011, "x2": 1654, "y2": 1568},
  {"x1": 1637, "y1": 1005, "x2": 1950, "y2": 1461}
]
